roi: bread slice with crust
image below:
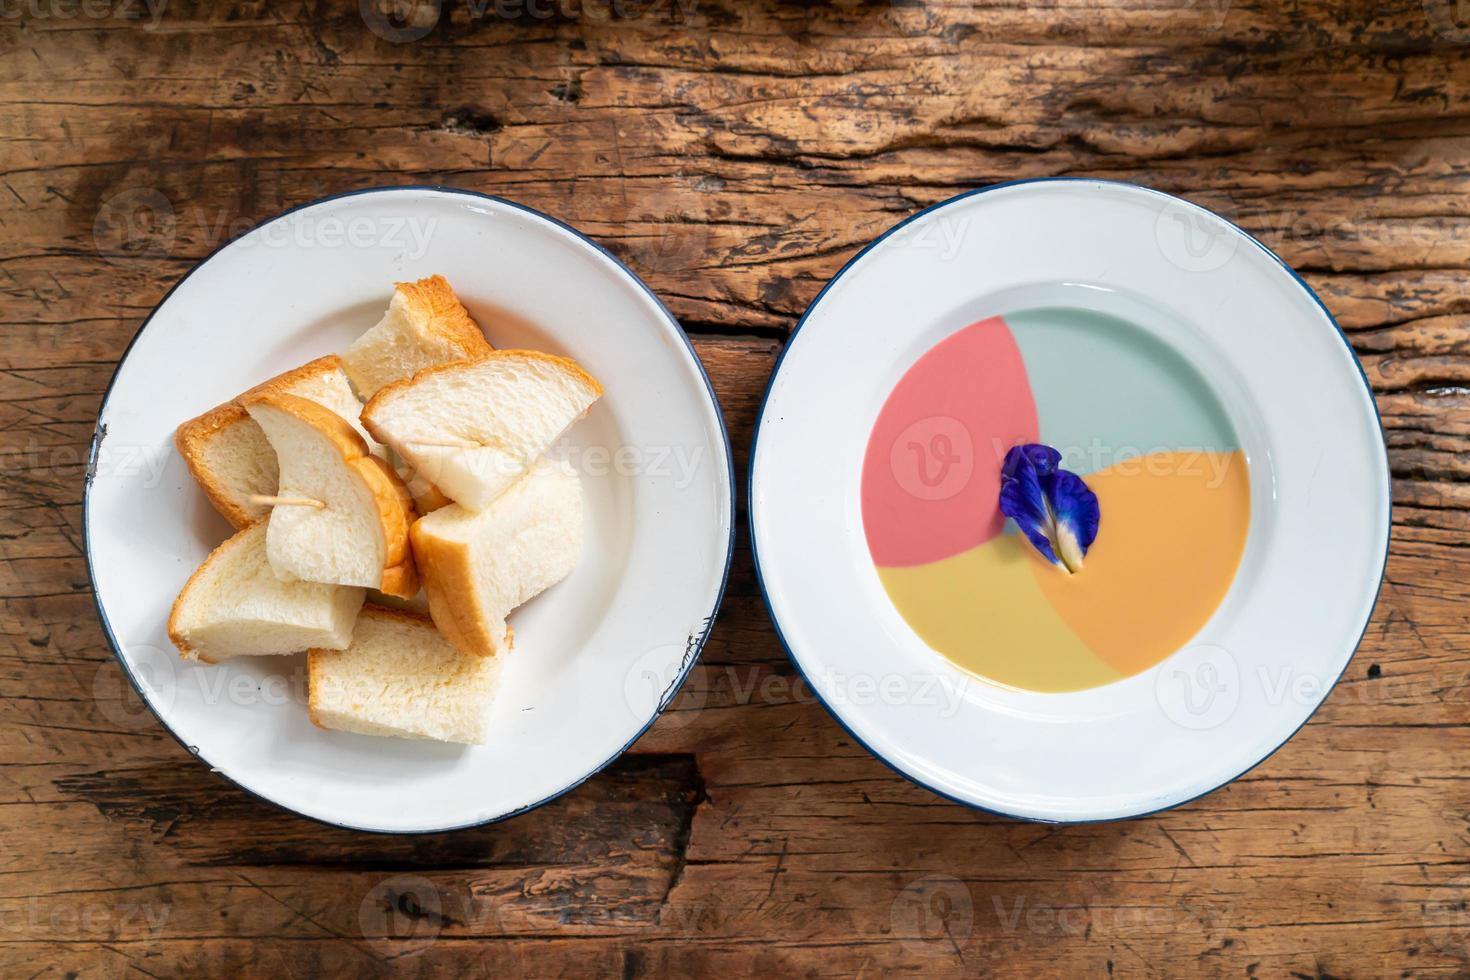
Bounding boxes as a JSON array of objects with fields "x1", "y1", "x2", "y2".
[
  {"x1": 307, "y1": 605, "x2": 504, "y2": 744},
  {"x1": 362, "y1": 350, "x2": 602, "y2": 512},
  {"x1": 410, "y1": 457, "x2": 584, "y2": 658},
  {"x1": 342, "y1": 275, "x2": 493, "y2": 398},
  {"x1": 175, "y1": 355, "x2": 378, "y2": 528},
  {"x1": 241, "y1": 392, "x2": 420, "y2": 597},
  {"x1": 168, "y1": 523, "x2": 365, "y2": 663}
]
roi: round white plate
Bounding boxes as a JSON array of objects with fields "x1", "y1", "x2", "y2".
[
  {"x1": 750, "y1": 179, "x2": 1389, "y2": 822},
  {"x1": 86, "y1": 186, "x2": 733, "y2": 833}
]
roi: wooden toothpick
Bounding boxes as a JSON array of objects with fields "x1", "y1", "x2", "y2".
[
  {"x1": 249, "y1": 494, "x2": 325, "y2": 509},
  {"x1": 405, "y1": 437, "x2": 479, "y2": 449}
]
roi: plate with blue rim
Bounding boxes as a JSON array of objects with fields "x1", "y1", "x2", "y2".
[
  {"x1": 749, "y1": 179, "x2": 1388, "y2": 822},
  {"x1": 85, "y1": 186, "x2": 734, "y2": 833}
]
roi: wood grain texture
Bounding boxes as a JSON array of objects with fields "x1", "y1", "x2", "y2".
[{"x1": 2, "y1": 0, "x2": 1468, "y2": 975}]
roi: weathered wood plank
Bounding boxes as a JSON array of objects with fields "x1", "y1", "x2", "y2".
[{"x1": 1, "y1": 0, "x2": 1467, "y2": 976}]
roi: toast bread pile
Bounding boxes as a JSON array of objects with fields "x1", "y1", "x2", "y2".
[{"x1": 167, "y1": 275, "x2": 600, "y2": 745}]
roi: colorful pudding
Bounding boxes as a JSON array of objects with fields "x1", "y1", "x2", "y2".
[{"x1": 862, "y1": 308, "x2": 1250, "y2": 693}]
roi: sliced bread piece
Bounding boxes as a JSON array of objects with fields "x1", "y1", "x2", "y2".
[
  {"x1": 342, "y1": 275, "x2": 493, "y2": 398},
  {"x1": 307, "y1": 605, "x2": 504, "y2": 744},
  {"x1": 410, "y1": 457, "x2": 584, "y2": 658},
  {"x1": 168, "y1": 523, "x2": 366, "y2": 663},
  {"x1": 241, "y1": 392, "x2": 420, "y2": 597},
  {"x1": 362, "y1": 350, "x2": 602, "y2": 511},
  {"x1": 175, "y1": 355, "x2": 379, "y2": 528}
]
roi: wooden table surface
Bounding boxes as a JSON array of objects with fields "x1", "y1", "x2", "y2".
[{"x1": 3, "y1": 0, "x2": 1469, "y2": 975}]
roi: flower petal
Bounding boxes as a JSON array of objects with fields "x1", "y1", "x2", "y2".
[
  {"x1": 1001, "y1": 443, "x2": 1060, "y2": 483},
  {"x1": 1049, "y1": 469, "x2": 1100, "y2": 573},
  {"x1": 998, "y1": 445, "x2": 1060, "y2": 566},
  {"x1": 998, "y1": 443, "x2": 1100, "y2": 574}
]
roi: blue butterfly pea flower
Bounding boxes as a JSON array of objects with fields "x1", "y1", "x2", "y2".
[{"x1": 998, "y1": 444, "x2": 1100, "y2": 574}]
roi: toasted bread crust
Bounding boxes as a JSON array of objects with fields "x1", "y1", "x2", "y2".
[
  {"x1": 409, "y1": 518, "x2": 510, "y2": 658},
  {"x1": 411, "y1": 481, "x2": 452, "y2": 515},
  {"x1": 173, "y1": 411, "x2": 259, "y2": 528},
  {"x1": 240, "y1": 355, "x2": 349, "y2": 401},
  {"x1": 166, "y1": 523, "x2": 258, "y2": 663},
  {"x1": 356, "y1": 454, "x2": 421, "y2": 597},
  {"x1": 174, "y1": 355, "x2": 349, "y2": 529},
  {"x1": 396, "y1": 275, "x2": 493, "y2": 358},
  {"x1": 240, "y1": 392, "x2": 420, "y2": 597},
  {"x1": 360, "y1": 349, "x2": 604, "y2": 440},
  {"x1": 386, "y1": 449, "x2": 452, "y2": 516},
  {"x1": 306, "y1": 604, "x2": 438, "y2": 729}
]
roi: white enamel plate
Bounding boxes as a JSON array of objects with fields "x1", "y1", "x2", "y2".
[
  {"x1": 86, "y1": 187, "x2": 733, "y2": 833},
  {"x1": 750, "y1": 179, "x2": 1389, "y2": 822}
]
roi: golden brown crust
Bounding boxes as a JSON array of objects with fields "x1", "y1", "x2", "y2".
[
  {"x1": 361, "y1": 349, "x2": 604, "y2": 436},
  {"x1": 376, "y1": 558, "x2": 420, "y2": 600},
  {"x1": 386, "y1": 449, "x2": 452, "y2": 516},
  {"x1": 395, "y1": 275, "x2": 493, "y2": 358},
  {"x1": 409, "y1": 517, "x2": 509, "y2": 659},
  {"x1": 174, "y1": 409, "x2": 258, "y2": 528},
  {"x1": 359, "y1": 602, "x2": 437, "y2": 630},
  {"x1": 174, "y1": 355, "x2": 348, "y2": 529},
  {"x1": 240, "y1": 355, "x2": 347, "y2": 400},
  {"x1": 166, "y1": 523, "x2": 260, "y2": 663},
  {"x1": 240, "y1": 391, "x2": 421, "y2": 597},
  {"x1": 414, "y1": 483, "x2": 452, "y2": 514},
  {"x1": 241, "y1": 390, "x2": 371, "y2": 462},
  {"x1": 305, "y1": 647, "x2": 330, "y2": 729},
  {"x1": 355, "y1": 454, "x2": 420, "y2": 597},
  {"x1": 408, "y1": 477, "x2": 452, "y2": 515}
]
